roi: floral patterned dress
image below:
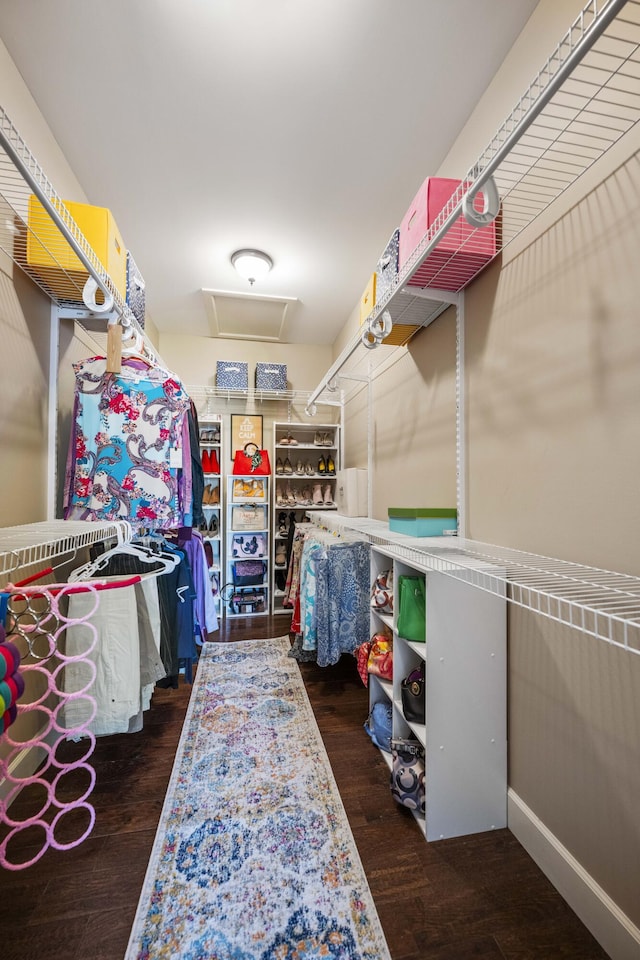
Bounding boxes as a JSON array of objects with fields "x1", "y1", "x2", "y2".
[{"x1": 64, "y1": 356, "x2": 190, "y2": 529}]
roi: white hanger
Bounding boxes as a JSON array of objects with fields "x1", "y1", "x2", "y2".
[{"x1": 68, "y1": 541, "x2": 179, "y2": 582}]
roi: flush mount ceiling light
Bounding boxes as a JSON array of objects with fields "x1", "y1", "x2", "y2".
[{"x1": 231, "y1": 249, "x2": 273, "y2": 285}]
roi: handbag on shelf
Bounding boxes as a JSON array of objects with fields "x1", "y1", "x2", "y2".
[
  {"x1": 397, "y1": 575, "x2": 426, "y2": 642},
  {"x1": 364, "y1": 701, "x2": 393, "y2": 753},
  {"x1": 370, "y1": 569, "x2": 393, "y2": 614},
  {"x1": 401, "y1": 664, "x2": 425, "y2": 724},
  {"x1": 367, "y1": 634, "x2": 393, "y2": 681},
  {"x1": 390, "y1": 738, "x2": 425, "y2": 814},
  {"x1": 231, "y1": 504, "x2": 267, "y2": 530},
  {"x1": 232, "y1": 443, "x2": 271, "y2": 476},
  {"x1": 231, "y1": 559, "x2": 266, "y2": 586},
  {"x1": 232, "y1": 533, "x2": 267, "y2": 558},
  {"x1": 233, "y1": 477, "x2": 266, "y2": 500}
]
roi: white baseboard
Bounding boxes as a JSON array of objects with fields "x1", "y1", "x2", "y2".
[{"x1": 508, "y1": 789, "x2": 640, "y2": 960}]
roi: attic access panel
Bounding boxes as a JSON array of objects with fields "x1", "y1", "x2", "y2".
[{"x1": 202, "y1": 288, "x2": 299, "y2": 342}]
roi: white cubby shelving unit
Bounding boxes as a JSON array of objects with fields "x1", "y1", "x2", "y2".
[
  {"x1": 224, "y1": 474, "x2": 270, "y2": 618},
  {"x1": 369, "y1": 542, "x2": 507, "y2": 842},
  {"x1": 197, "y1": 414, "x2": 223, "y2": 618}
]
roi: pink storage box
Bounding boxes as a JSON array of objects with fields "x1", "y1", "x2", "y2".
[{"x1": 399, "y1": 177, "x2": 498, "y2": 291}]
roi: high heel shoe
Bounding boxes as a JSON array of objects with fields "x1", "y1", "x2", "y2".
[
  {"x1": 317, "y1": 455, "x2": 326, "y2": 475},
  {"x1": 286, "y1": 433, "x2": 298, "y2": 446},
  {"x1": 201, "y1": 450, "x2": 212, "y2": 473},
  {"x1": 326, "y1": 455, "x2": 335, "y2": 475},
  {"x1": 285, "y1": 481, "x2": 297, "y2": 506},
  {"x1": 209, "y1": 514, "x2": 219, "y2": 536},
  {"x1": 295, "y1": 460, "x2": 305, "y2": 475},
  {"x1": 314, "y1": 431, "x2": 323, "y2": 446},
  {"x1": 305, "y1": 462, "x2": 314, "y2": 476},
  {"x1": 312, "y1": 483, "x2": 323, "y2": 505},
  {"x1": 276, "y1": 457, "x2": 284, "y2": 475},
  {"x1": 275, "y1": 544, "x2": 287, "y2": 566},
  {"x1": 202, "y1": 484, "x2": 212, "y2": 504},
  {"x1": 322, "y1": 484, "x2": 334, "y2": 505},
  {"x1": 283, "y1": 457, "x2": 293, "y2": 475},
  {"x1": 209, "y1": 450, "x2": 220, "y2": 474},
  {"x1": 209, "y1": 483, "x2": 220, "y2": 505},
  {"x1": 276, "y1": 485, "x2": 288, "y2": 507},
  {"x1": 278, "y1": 511, "x2": 288, "y2": 536},
  {"x1": 323, "y1": 432, "x2": 333, "y2": 447}
]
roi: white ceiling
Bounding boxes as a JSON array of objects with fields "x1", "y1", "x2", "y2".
[{"x1": 0, "y1": 0, "x2": 539, "y2": 345}]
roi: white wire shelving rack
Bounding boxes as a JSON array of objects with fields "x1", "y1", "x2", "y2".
[
  {"x1": 307, "y1": 0, "x2": 640, "y2": 411},
  {"x1": 0, "y1": 520, "x2": 132, "y2": 584},
  {"x1": 308, "y1": 513, "x2": 640, "y2": 656},
  {"x1": 0, "y1": 106, "x2": 161, "y2": 365}
]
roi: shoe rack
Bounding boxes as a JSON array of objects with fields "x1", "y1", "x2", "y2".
[
  {"x1": 225, "y1": 474, "x2": 270, "y2": 618},
  {"x1": 198, "y1": 416, "x2": 222, "y2": 617},
  {"x1": 271, "y1": 421, "x2": 340, "y2": 614}
]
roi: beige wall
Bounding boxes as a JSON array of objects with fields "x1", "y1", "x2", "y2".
[{"x1": 340, "y1": 0, "x2": 640, "y2": 939}]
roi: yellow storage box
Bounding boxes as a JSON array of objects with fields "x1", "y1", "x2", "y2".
[
  {"x1": 26, "y1": 196, "x2": 127, "y2": 301},
  {"x1": 359, "y1": 272, "x2": 376, "y2": 323}
]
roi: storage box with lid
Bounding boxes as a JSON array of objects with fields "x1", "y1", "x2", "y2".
[
  {"x1": 255, "y1": 362, "x2": 287, "y2": 391},
  {"x1": 336, "y1": 468, "x2": 368, "y2": 517},
  {"x1": 398, "y1": 177, "x2": 497, "y2": 291},
  {"x1": 388, "y1": 507, "x2": 457, "y2": 537},
  {"x1": 216, "y1": 361, "x2": 249, "y2": 391},
  {"x1": 26, "y1": 195, "x2": 127, "y2": 299}
]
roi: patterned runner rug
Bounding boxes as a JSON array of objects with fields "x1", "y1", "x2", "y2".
[{"x1": 125, "y1": 637, "x2": 391, "y2": 960}]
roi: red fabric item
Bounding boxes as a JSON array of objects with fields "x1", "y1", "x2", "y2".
[{"x1": 355, "y1": 642, "x2": 372, "y2": 687}]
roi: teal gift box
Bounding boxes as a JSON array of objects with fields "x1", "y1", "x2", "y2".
[{"x1": 388, "y1": 507, "x2": 457, "y2": 537}]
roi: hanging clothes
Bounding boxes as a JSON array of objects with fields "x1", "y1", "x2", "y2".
[
  {"x1": 288, "y1": 525, "x2": 370, "y2": 667},
  {"x1": 63, "y1": 355, "x2": 191, "y2": 529}
]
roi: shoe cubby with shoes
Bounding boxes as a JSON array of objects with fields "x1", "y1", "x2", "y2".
[
  {"x1": 225, "y1": 473, "x2": 270, "y2": 619},
  {"x1": 271, "y1": 421, "x2": 341, "y2": 615},
  {"x1": 198, "y1": 415, "x2": 224, "y2": 620}
]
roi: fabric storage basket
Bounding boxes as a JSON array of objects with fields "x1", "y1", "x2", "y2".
[
  {"x1": 375, "y1": 228, "x2": 399, "y2": 305},
  {"x1": 388, "y1": 507, "x2": 457, "y2": 537},
  {"x1": 216, "y1": 361, "x2": 249, "y2": 390},
  {"x1": 126, "y1": 251, "x2": 146, "y2": 327},
  {"x1": 255, "y1": 362, "x2": 287, "y2": 391},
  {"x1": 398, "y1": 177, "x2": 497, "y2": 291}
]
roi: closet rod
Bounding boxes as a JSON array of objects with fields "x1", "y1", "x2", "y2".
[{"x1": 305, "y1": 0, "x2": 628, "y2": 412}]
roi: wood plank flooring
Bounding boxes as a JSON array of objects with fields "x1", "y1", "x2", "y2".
[{"x1": 1, "y1": 615, "x2": 610, "y2": 959}]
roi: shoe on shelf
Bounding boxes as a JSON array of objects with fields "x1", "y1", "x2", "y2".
[
  {"x1": 305, "y1": 461, "x2": 314, "y2": 476},
  {"x1": 317, "y1": 455, "x2": 326, "y2": 475},
  {"x1": 322, "y1": 484, "x2": 334, "y2": 505},
  {"x1": 300, "y1": 486, "x2": 313, "y2": 505},
  {"x1": 278, "y1": 511, "x2": 288, "y2": 536},
  {"x1": 295, "y1": 460, "x2": 305, "y2": 475},
  {"x1": 275, "y1": 544, "x2": 287, "y2": 566},
  {"x1": 324, "y1": 432, "x2": 334, "y2": 447},
  {"x1": 285, "y1": 482, "x2": 297, "y2": 506},
  {"x1": 202, "y1": 484, "x2": 212, "y2": 505},
  {"x1": 326, "y1": 455, "x2": 335, "y2": 475},
  {"x1": 287, "y1": 433, "x2": 298, "y2": 446},
  {"x1": 209, "y1": 514, "x2": 219, "y2": 536},
  {"x1": 209, "y1": 483, "x2": 220, "y2": 505},
  {"x1": 276, "y1": 485, "x2": 288, "y2": 507},
  {"x1": 276, "y1": 457, "x2": 284, "y2": 475},
  {"x1": 314, "y1": 431, "x2": 323, "y2": 446},
  {"x1": 280, "y1": 435, "x2": 290, "y2": 445},
  {"x1": 283, "y1": 457, "x2": 293, "y2": 475},
  {"x1": 201, "y1": 450, "x2": 212, "y2": 473},
  {"x1": 312, "y1": 483, "x2": 323, "y2": 505},
  {"x1": 210, "y1": 450, "x2": 220, "y2": 474}
]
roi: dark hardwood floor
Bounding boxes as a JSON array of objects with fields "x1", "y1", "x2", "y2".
[{"x1": 1, "y1": 614, "x2": 609, "y2": 959}]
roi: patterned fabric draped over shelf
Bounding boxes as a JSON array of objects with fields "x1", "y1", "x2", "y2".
[{"x1": 63, "y1": 356, "x2": 192, "y2": 529}]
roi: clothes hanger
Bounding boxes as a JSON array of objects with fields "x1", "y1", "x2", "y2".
[{"x1": 68, "y1": 541, "x2": 179, "y2": 582}]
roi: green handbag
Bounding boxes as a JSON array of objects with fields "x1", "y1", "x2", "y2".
[{"x1": 397, "y1": 576, "x2": 426, "y2": 642}]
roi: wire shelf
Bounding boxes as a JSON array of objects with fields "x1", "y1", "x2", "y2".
[
  {"x1": 308, "y1": 513, "x2": 640, "y2": 655},
  {"x1": 0, "y1": 520, "x2": 131, "y2": 582},
  {"x1": 308, "y1": 0, "x2": 640, "y2": 408}
]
